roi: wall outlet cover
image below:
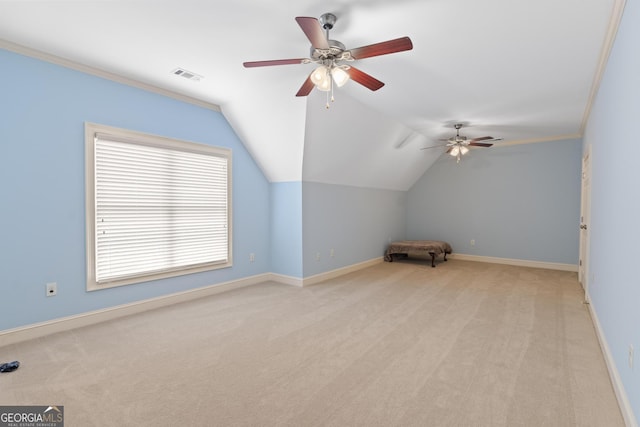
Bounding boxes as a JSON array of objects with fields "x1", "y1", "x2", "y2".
[{"x1": 46, "y1": 282, "x2": 57, "y2": 297}]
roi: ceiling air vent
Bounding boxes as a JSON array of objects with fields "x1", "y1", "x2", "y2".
[{"x1": 172, "y1": 68, "x2": 203, "y2": 82}]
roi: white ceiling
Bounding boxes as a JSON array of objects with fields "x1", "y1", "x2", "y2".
[{"x1": 0, "y1": 0, "x2": 622, "y2": 190}]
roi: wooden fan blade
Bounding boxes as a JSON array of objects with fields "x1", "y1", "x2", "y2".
[
  {"x1": 468, "y1": 142, "x2": 494, "y2": 147},
  {"x1": 346, "y1": 66, "x2": 385, "y2": 91},
  {"x1": 243, "y1": 58, "x2": 307, "y2": 68},
  {"x1": 349, "y1": 37, "x2": 413, "y2": 60},
  {"x1": 295, "y1": 17, "x2": 330, "y2": 49},
  {"x1": 446, "y1": 147, "x2": 453, "y2": 154},
  {"x1": 295, "y1": 75, "x2": 315, "y2": 97},
  {"x1": 420, "y1": 144, "x2": 448, "y2": 150},
  {"x1": 469, "y1": 136, "x2": 494, "y2": 142}
]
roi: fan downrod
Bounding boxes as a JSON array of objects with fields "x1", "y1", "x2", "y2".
[{"x1": 453, "y1": 123, "x2": 465, "y2": 141}]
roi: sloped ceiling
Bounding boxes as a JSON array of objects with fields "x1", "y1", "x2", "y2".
[{"x1": 0, "y1": 0, "x2": 623, "y2": 190}]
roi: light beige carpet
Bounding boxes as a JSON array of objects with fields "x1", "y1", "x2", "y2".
[{"x1": 0, "y1": 260, "x2": 624, "y2": 426}]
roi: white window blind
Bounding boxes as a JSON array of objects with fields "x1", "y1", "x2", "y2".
[{"x1": 86, "y1": 124, "x2": 231, "y2": 289}]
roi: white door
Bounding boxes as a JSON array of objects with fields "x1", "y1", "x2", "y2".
[{"x1": 578, "y1": 146, "x2": 591, "y2": 297}]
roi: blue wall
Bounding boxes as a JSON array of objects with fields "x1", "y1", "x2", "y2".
[
  {"x1": 407, "y1": 139, "x2": 582, "y2": 265},
  {"x1": 270, "y1": 182, "x2": 303, "y2": 278},
  {"x1": 302, "y1": 182, "x2": 406, "y2": 277},
  {"x1": 0, "y1": 48, "x2": 271, "y2": 331},
  {"x1": 583, "y1": 0, "x2": 640, "y2": 422}
]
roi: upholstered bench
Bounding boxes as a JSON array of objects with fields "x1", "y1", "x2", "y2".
[{"x1": 384, "y1": 240, "x2": 452, "y2": 267}]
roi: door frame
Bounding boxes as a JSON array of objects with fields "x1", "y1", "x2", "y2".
[{"x1": 578, "y1": 145, "x2": 592, "y2": 300}]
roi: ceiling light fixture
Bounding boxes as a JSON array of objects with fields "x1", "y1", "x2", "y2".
[
  {"x1": 449, "y1": 145, "x2": 469, "y2": 163},
  {"x1": 310, "y1": 61, "x2": 351, "y2": 108},
  {"x1": 449, "y1": 146, "x2": 469, "y2": 157},
  {"x1": 310, "y1": 13, "x2": 353, "y2": 108}
]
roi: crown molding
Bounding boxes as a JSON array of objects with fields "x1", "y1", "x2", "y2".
[
  {"x1": 0, "y1": 38, "x2": 221, "y2": 113},
  {"x1": 580, "y1": 0, "x2": 627, "y2": 132},
  {"x1": 497, "y1": 133, "x2": 583, "y2": 147}
]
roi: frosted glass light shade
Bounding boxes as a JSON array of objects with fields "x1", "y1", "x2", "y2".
[
  {"x1": 331, "y1": 67, "x2": 350, "y2": 87},
  {"x1": 316, "y1": 77, "x2": 332, "y2": 91},
  {"x1": 310, "y1": 66, "x2": 328, "y2": 85},
  {"x1": 311, "y1": 66, "x2": 331, "y2": 91},
  {"x1": 449, "y1": 146, "x2": 469, "y2": 156}
]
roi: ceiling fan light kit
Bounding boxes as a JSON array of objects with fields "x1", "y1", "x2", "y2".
[
  {"x1": 309, "y1": 63, "x2": 350, "y2": 91},
  {"x1": 449, "y1": 145, "x2": 469, "y2": 157},
  {"x1": 243, "y1": 12, "x2": 413, "y2": 108}
]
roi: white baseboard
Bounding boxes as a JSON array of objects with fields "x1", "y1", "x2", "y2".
[
  {"x1": 268, "y1": 273, "x2": 304, "y2": 287},
  {"x1": 586, "y1": 291, "x2": 638, "y2": 427},
  {"x1": 449, "y1": 253, "x2": 578, "y2": 272},
  {"x1": 0, "y1": 273, "x2": 272, "y2": 347},
  {"x1": 0, "y1": 255, "x2": 574, "y2": 347},
  {"x1": 301, "y1": 257, "x2": 384, "y2": 286},
  {"x1": 0, "y1": 262, "x2": 378, "y2": 347}
]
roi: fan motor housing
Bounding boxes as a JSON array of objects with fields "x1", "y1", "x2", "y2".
[
  {"x1": 311, "y1": 13, "x2": 348, "y2": 61},
  {"x1": 310, "y1": 40, "x2": 346, "y2": 61}
]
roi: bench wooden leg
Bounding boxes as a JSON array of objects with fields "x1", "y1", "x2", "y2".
[{"x1": 430, "y1": 253, "x2": 435, "y2": 267}]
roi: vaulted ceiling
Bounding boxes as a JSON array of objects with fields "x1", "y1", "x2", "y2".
[{"x1": 0, "y1": 0, "x2": 623, "y2": 190}]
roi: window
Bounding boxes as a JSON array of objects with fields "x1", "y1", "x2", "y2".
[{"x1": 85, "y1": 123, "x2": 232, "y2": 290}]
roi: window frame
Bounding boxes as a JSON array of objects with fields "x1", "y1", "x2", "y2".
[{"x1": 85, "y1": 122, "x2": 232, "y2": 291}]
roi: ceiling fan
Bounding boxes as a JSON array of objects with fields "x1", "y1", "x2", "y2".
[
  {"x1": 421, "y1": 124, "x2": 503, "y2": 163},
  {"x1": 243, "y1": 13, "x2": 413, "y2": 107}
]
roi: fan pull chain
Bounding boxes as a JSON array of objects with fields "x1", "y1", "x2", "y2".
[
  {"x1": 326, "y1": 74, "x2": 335, "y2": 109},
  {"x1": 331, "y1": 79, "x2": 335, "y2": 102},
  {"x1": 331, "y1": 74, "x2": 335, "y2": 103}
]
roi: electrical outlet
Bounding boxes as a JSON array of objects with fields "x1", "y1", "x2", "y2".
[
  {"x1": 470, "y1": 239, "x2": 475, "y2": 247},
  {"x1": 330, "y1": 248, "x2": 335, "y2": 258},
  {"x1": 316, "y1": 252, "x2": 321, "y2": 261},
  {"x1": 249, "y1": 253, "x2": 255, "y2": 262},
  {"x1": 46, "y1": 282, "x2": 57, "y2": 297},
  {"x1": 629, "y1": 345, "x2": 634, "y2": 370}
]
